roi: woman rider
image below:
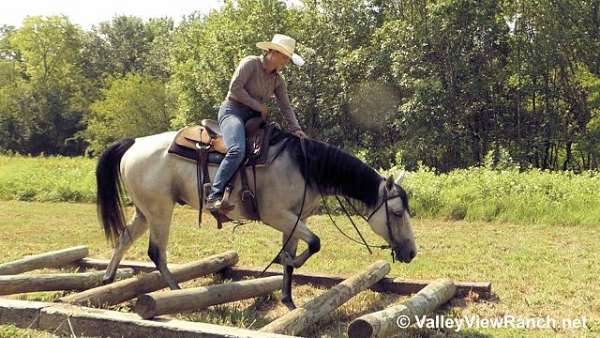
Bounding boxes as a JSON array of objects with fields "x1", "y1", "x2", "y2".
[{"x1": 206, "y1": 34, "x2": 306, "y2": 210}]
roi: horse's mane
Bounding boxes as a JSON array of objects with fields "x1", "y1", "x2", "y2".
[{"x1": 272, "y1": 128, "x2": 381, "y2": 208}]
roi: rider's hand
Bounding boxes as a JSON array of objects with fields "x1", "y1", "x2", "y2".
[
  {"x1": 293, "y1": 130, "x2": 306, "y2": 139},
  {"x1": 259, "y1": 104, "x2": 269, "y2": 119}
]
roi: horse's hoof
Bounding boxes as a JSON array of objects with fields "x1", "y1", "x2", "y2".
[
  {"x1": 102, "y1": 276, "x2": 114, "y2": 285},
  {"x1": 168, "y1": 282, "x2": 182, "y2": 290},
  {"x1": 281, "y1": 297, "x2": 296, "y2": 310}
]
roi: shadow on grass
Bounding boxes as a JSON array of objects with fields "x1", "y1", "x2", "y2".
[{"x1": 178, "y1": 293, "x2": 277, "y2": 330}]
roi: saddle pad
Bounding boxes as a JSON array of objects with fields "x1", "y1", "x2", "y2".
[
  {"x1": 174, "y1": 125, "x2": 227, "y2": 153},
  {"x1": 168, "y1": 127, "x2": 226, "y2": 165}
]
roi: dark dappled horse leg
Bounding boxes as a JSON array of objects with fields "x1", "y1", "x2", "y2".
[
  {"x1": 273, "y1": 218, "x2": 321, "y2": 310},
  {"x1": 102, "y1": 209, "x2": 148, "y2": 284},
  {"x1": 279, "y1": 236, "x2": 299, "y2": 310}
]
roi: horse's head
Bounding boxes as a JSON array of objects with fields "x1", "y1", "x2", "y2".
[{"x1": 367, "y1": 174, "x2": 416, "y2": 263}]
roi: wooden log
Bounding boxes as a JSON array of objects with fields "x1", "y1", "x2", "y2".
[
  {"x1": 59, "y1": 251, "x2": 238, "y2": 307},
  {"x1": 222, "y1": 267, "x2": 490, "y2": 298},
  {"x1": 0, "y1": 269, "x2": 134, "y2": 295},
  {"x1": 348, "y1": 279, "x2": 457, "y2": 338},
  {"x1": 136, "y1": 275, "x2": 283, "y2": 319},
  {"x1": 77, "y1": 259, "x2": 492, "y2": 298},
  {"x1": 77, "y1": 258, "x2": 168, "y2": 274},
  {"x1": 260, "y1": 261, "x2": 390, "y2": 336},
  {"x1": 0, "y1": 299, "x2": 298, "y2": 338},
  {"x1": 0, "y1": 246, "x2": 89, "y2": 275}
]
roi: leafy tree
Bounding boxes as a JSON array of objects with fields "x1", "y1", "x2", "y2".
[
  {"x1": 3, "y1": 16, "x2": 88, "y2": 154},
  {"x1": 82, "y1": 73, "x2": 172, "y2": 154},
  {"x1": 0, "y1": 0, "x2": 598, "y2": 171}
]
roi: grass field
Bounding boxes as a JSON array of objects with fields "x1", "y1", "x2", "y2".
[
  {"x1": 0, "y1": 201, "x2": 598, "y2": 337},
  {"x1": 3, "y1": 155, "x2": 600, "y2": 226}
]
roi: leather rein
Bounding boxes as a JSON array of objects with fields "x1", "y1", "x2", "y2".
[
  {"x1": 320, "y1": 183, "x2": 404, "y2": 262},
  {"x1": 319, "y1": 186, "x2": 400, "y2": 262}
]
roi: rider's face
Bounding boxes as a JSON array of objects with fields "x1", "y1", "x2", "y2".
[{"x1": 268, "y1": 50, "x2": 290, "y2": 71}]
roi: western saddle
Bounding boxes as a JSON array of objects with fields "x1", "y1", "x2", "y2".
[{"x1": 168, "y1": 117, "x2": 274, "y2": 228}]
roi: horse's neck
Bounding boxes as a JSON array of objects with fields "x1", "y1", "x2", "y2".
[{"x1": 319, "y1": 180, "x2": 384, "y2": 213}]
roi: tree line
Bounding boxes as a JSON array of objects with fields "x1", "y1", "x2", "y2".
[{"x1": 0, "y1": 0, "x2": 599, "y2": 171}]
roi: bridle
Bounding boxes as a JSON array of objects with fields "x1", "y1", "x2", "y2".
[
  {"x1": 321, "y1": 181, "x2": 406, "y2": 262},
  {"x1": 368, "y1": 185, "x2": 404, "y2": 251}
]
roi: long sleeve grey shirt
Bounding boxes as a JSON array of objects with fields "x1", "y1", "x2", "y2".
[{"x1": 226, "y1": 55, "x2": 302, "y2": 132}]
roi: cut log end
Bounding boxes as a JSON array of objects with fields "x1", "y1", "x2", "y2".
[
  {"x1": 347, "y1": 319, "x2": 373, "y2": 338},
  {"x1": 348, "y1": 279, "x2": 457, "y2": 338},
  {"x1": 134, "y1": 294, "x2": 157, "y2": 319}
]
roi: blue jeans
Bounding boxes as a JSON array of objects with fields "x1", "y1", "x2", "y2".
[{"x1": 208, "y1": 100, "x2": 260, "y2": 199}]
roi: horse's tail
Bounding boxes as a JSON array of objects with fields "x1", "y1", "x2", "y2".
[{"x1": 96, "y1": 138, "x2": 135, "y2": 246}]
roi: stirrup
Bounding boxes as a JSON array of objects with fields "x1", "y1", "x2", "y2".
[{"x1": 204, "y1": 196, "x2": 222, "y2": 210}]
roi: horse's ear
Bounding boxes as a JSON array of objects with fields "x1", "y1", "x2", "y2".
[
  {"x1": 386, "y1": 175, "x2": 394, "y2": 190},
  {"x1": 395, "y1": 172, "x2": 406, "y2": 186}
]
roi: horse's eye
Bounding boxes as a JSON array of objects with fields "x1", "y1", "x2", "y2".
[{"x1": 392, "y1": 210, "x2": 403, "y2": 217}]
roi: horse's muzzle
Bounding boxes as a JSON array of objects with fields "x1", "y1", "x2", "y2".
[{"x1": 393, "y1": 246, "x2": 416, "y2": 263}]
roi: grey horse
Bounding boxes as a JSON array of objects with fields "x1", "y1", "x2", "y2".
[{"x1": 96, "y1": 128, "x2": 416, "y2": 309}]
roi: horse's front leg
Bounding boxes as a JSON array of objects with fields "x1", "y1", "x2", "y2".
[
  {"x1": 268, "y1": 216, "x2": 321, "y2": 309},
  {"x1": 277, "y1": 228, "x2": 320, "y2": 269},
  {"x1": 278, "y1": 236, "x2": 298, "y2": 310},
  {"x1": 275, "y1": 223, "x2": 320, "y2": 310}
]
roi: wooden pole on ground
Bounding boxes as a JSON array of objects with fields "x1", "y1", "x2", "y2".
[
  {"x1": 0, "y1": 269, "x2": 134, "y2": 296},
  {"x1": 0, "y1": 246, "x2": 89, "y2": 275},
  {"x1": 135, "y1": 275, "x2": 283, "y2": 319},
  {"x1": 260, "y1": 261, "x2": 390, "y2": 336},
  {"x1": 77, "y1": 259, "x2": 492, "y2": 298},
  {"x1": 58, "y1": 251, "x2": 238, "y2": 307},
  {"x1": 347, "y1": 279, "x2": 456, "y2": 338},
  {"x1": 1, "y1": 298, "x2": 299, "y2": 338}
]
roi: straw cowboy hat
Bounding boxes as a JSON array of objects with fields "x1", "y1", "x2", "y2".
[{"x1": 256, "y1": 34, "x2": 305, "y2": 66}]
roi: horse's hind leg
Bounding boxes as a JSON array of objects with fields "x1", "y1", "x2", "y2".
[
  {"x1": 146, "y1": 204, "x2": 180, "y2": 290},
  {"x1": 103, "y1": 208, "x2": 148, "y2": 284}
]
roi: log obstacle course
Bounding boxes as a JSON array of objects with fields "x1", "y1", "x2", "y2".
[
  {"x1": 80, "y1": 258, "x2": 492, "y2": 297},
  {"x1": 260, "y1": 260, "x2": 390, "y2": 335},
  {"x1": 0, "y1": 246, "x2": 492, "y2": 338},
  {"x1": 135, "y1": 275, "x2": 283, "y2": 319},
  {"x1": 59, "y1": 251, "x2": 239, "y2": 306}
]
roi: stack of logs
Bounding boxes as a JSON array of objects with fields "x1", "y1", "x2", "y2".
[{"x1": 0, "y1": 246, "x2": 489, "y2": 338}]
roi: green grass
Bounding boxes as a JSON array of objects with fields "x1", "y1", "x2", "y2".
[
  {"x1": 390, "y1": 166, "x2": 600, "y2": 226},
  {"x1": 0, "y1": 201, "x2": 598, "y2": 337},
  {"x1": 0, "y1": 155, "x2": 95, "y2": 203},
  {"x1": 2, "y1": 155, "x2": 600, "y2": 226}
]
